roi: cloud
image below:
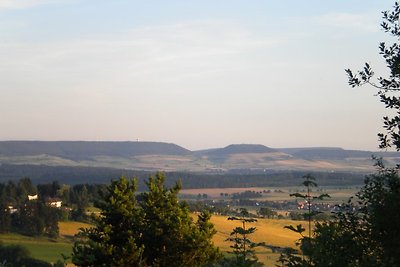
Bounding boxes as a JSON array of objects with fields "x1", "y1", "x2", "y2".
[
  {"x1": 315, "y1": 12, "x2": 379, "y2": 33},
  {"x1": 0, "y1": 20, "x2": 282, "y2": 89},
  {"x1": 0, "y1": 0, "x2": 65, "y2": 10}
]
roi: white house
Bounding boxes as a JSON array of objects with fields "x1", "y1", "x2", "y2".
[
  {"x1": 46, "y1": 198, "x2": 62, "y2": 208},
  {"x1": 28, "y1": 194, "x2": 38, "y2": 201}
]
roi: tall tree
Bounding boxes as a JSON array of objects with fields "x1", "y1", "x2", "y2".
[
  {"x1": 278, "y1": 175, "x2": 329, "y2": 267},
  {"x1": 13, "y1": 200, "x2": 59, "y2": 237},
  {"x1": 346, "y1": 2, "x2": 400, "y2": 151},
  {"x1": 139, "y1": 172, "x2": 220, "y2": 267},
  {"x1": 17, "y1": 178, "x2": 36, "y2": 203},
  {"x1": 72, "y1": 173, "x2": 220, "y2": 267},
  {"x1": 0, "y1": 184, "x2": 11, "y2": 233},
  {"x1": 72, "y1": 177, "x2": 144, "y2": 267},
  {"x1": 225, "y1": 208, "x2": 263, "y2": 267},
  {"x1": 344, "y1": 2, "x2": 400, "y2": 264},
  {"x1": 278, "y1": 2, "x2": 400, "y2": 266},
  {"x1": 299, "y1": 161, "x2": 400, "y2": 266}
]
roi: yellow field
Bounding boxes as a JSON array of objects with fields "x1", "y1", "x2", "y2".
[
  {"x1": 60, "y1": 217, "x2": 301, "y2": 247},
  {"x1": 210, "y1": 215, "x2": 301, "y2": 249},
  {"x1": 59, "y1": 215, "x2": 302, "y2": 264},
  {"x1": 59, "y1": 221, "x2": 92, "y2": 237},
  {"x1": 209, "y1": 215, "x2": 304, "y2": 264}
]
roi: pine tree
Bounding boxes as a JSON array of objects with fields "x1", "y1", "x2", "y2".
[
  {"x1": 278, "y1": 174, "x2": 329, "y2": 266},
  {"x1": 225, "y1": 208, "x2": 263, "y2": 267},
  {"x1": 139, "y1": 172, "x2": 220, "y2": 266},
  {"x1": 72, "y1": 173, "x2": 220, "y2": 267},
  {"x1": 72, "y1": 177, "x2": 145, "y2": 267}
]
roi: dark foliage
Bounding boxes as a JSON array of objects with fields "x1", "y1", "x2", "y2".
[
  {"x1": 346, "y1": 2, "x2": 400, "y2": 151},
  {"x1": 0, "y1": 178, "x2": 60, "y2": 237},
  {"x1": 72, "y1": 173, "x2": 221, "y2": 267}
]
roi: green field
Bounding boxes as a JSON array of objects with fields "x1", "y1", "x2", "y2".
[
  {"x1": 0, "y1": 222, "x2": 91, "y2": 264},
  {"x1": 0, "y1": 233, "x2": 71, "y2": 263}
]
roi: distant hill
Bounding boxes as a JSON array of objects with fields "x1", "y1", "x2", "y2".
[
  {"x1": 0, "y1": 141, "x2": 398, "y2": 173},
  {"x1": 0, "y1": 141, "x2": 191, "y2": 160},
  {"x1": 277, "y1": 147, "x2": 400, "y2": 160},
  {"x1": 195, "y1": 144, "x2": 276, "y2": 157},
  {"x1": 195, "y1": 144, "x2": 287, "y2": 166}
]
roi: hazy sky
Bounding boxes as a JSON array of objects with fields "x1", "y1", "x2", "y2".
[{"x1": 0, "y1": 0, "x2": 396, "y2": 150}]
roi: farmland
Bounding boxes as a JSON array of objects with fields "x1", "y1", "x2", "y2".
[
  {"x1": 0, "y1": 185, "x2": 355, "y2": 265},
  {"x1": 0, "y1": 216, "x2": 307, "y2": 266}
]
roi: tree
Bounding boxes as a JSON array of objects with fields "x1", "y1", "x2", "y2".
[
  {"x1": 343, "y1": 2, "x2": 400, "y2": 265},
  {"x1": 225, "y1": 208, "x2": 263, "y2": 267},
  {"x1": 70, "y1": 184, "x2": 90, "y2": 221},
  {"x1": 0, "y1": 184, "x2": 11, "y2": 233},
  {"x1": 278, "y1": 175, "x2": 329, "y2": 266},
  {"x1": 72, "y1": 177, "x2": 144, "y2": 267},
  {"x1": 346, "y1": 2, "x2": 400, "y2": 151},
  {"x1": 13, "y1": 200, "x2": 59, "y2": 237},
  {"x1": 257, "y1": 207, "x2": 277, "y2": 219},
  {"x1": 16, "y1": 178, "x2": 36, "y2": 204},
  {"x1": 37, "y1": 181, "x2": 60, "y2": 199},
  {"x1": 72, "y1": 173, "x2": 220, "y2": 267},
  {"x1": 138, "y1": 172, "x2": 220, "y2": 266},
  {"x1": 298, "y1": 161, "x2": 400, "y2": 266},
  {"x1": 352, "y1": 160, "x2": 400, "y2": 265},
  {"x1": 278, "y1": 2, "x2": 400, "y2": 266}
]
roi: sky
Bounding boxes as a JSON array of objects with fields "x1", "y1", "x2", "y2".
[{"x1": 0, "y1": 0, "x2": 396, "y2": 151}]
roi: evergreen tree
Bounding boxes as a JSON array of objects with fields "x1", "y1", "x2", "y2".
[
  {"x1": 72, "y1": 177, "x2": 144, "y2": 267},
  {"x1": 70, "y1": 184, "x2": 90, "y2": 221},
  {"x1": 139, "y1": 172, "x2": 220, "y2": 267},
  {"x1": 16, "y1": 178, "x2": 36, "y2": 203},
  {"x1": 0, "y1": 202, "x2": 11, "y2": 233},
  {"x1": 15, "y1": 201, "x2": 45, "y2": 236},
  {"x1": 0, "y1": 184, "x2": 11, "y2": 233},
  {"x1": 225, "y1": 208, "x2": 263, "y2": 267},
  {"x1": 13, "y1": 200, "x2": 59, "y2": 237},
  {"x1": 72, "y1": 173, "x2": 220, "y2": 267},
  {"x1": 278, "y1": 175, "x2": 329, "y2": 267}
]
